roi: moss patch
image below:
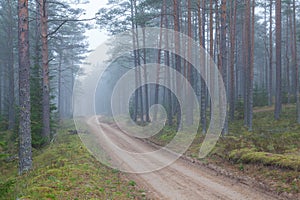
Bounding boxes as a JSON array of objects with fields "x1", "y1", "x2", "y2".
[
  {"x1": 0, "y1": 121, "x2": 147, "y2": 200},
  {"x1": 229, "y1": 148, "x2": 300, "y2": 171}
]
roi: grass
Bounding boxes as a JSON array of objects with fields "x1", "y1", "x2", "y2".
[
  {"x1": 151, "y1": 105, "x2": 300, "y2": 194},
  {"x1": 0, "y1": 120, "x2": 147, "y2": 200}
]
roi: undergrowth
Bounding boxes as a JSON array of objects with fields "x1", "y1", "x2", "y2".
[
  {"x1": 152, "y1": 105, "x2": 300, "y2": 194},
  {"x1": 0, "y1": 120, "x2": 146, "y2": 200}
]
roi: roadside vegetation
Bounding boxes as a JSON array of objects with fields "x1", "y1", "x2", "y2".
[
  {"x1": 0, "y1": 121, "x2": 147, "y2": 200},
  {"x1": 150, "y1": 105, "x2": 300, "y2": 194}
]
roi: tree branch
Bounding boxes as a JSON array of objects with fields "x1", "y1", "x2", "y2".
[{"x1": 47, "y1": 20, "x2": 68, "y2": 37}]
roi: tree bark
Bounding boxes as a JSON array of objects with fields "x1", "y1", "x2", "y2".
[
  {"x1": 133, "y1": 0, "x2": 144, "y2": 123},
  {"x1": 130, "y1": 0, "x2": 138, "y2": 122},
  {"x1": 285, "y1": 10, "x2": 290, "y2": 104},
  {"x1": 229, "y1": 0, "x2": 237, "y2": 121},
  {"x1": 291, "y1": 0, "x2": 300, "y2": 123},
  {"x1": 7, "y1": 0, "x2": 15, "y2": 130},
  {"x1": 220, "y1": 0, "x2": 228, "y2": 134},
  {"x1": 39, "y1": 0, "x2": 50, "y2": 141},
  {"x1": 268, "y1": 0, "x2": 273, "y2": 106},
  {"x1": 142, "y1": 27, "x2": 150, "y2": 122},
  {"x1": 154, "y1": 4, "x2": 164, "y2": 121},
  {"x1": 173, "y1": 0, "x2": 182, "y2": 129},
  {"x1": 248, "y1": 0, "x2": 255, "y2": 131},
  {"x1": 163, "y1": 0, "x2": 172, "y2": 126},
  {"x1": 18, "y1": 0, "x2": 32, "y2": 174},
  {"x1": 186, "y1": 0, "x2": 194, "y2": 125},
  {"x1": 198, "y1": 0, "x2": 207, "y2": 134},
  {"x1": 274, "y1": 0, "x2": 282, "y2": 120},
  {"x1": 243, "y1": 0, "x2": 251, "y2": 127},
  {"x1": 58, "y1": 50, "x2": 63, "y2": 119}
]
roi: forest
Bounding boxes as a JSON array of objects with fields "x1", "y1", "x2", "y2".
[
  {"x1": 0, "y1": 0, "x2": 300, "y2": 199},
  {"x1": 94, "y1": 0, "x2": 300, "y2": 130}
]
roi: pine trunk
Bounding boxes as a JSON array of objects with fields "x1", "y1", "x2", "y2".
[
  {"x1": 199, "y1": 0, "x2": 207, "y2": 134},
  {"x1": 229, "y1": 0, "x2": 237, "y2": 121},
  {"x1": 163, "y1": 0, "x2": 172, "y2": 126},
  {"x1": 8, "y1": 0, "x2": 15, "y2": 130},
  {"x1": 268, "y1": 0, "x2": 273, "y2": 106},
  {"x1": 18, "y1": 0, "x2": 32, "y2": 174},
  {"x1": 293, "y1": 0, "x2": 300, "y2": 123},
  {"x1": 173, "y1": 0, "x2": 181, "y2": 128},
  {"x1": 220, "y1": 0, "x2": 228, "y2": 134},
  {"x1": 248, "y1": 0, "x2": 255, "y2": 131},
  {"x1": 142, "y1": 27, "x2": 150, "y2": 122},
  {"x1": 40, "y1": 0, "x2": 50, "y2": 141},
  {"x1": 186, "y1": 0, "x2": 194, "y2": 125},
  {"x1": 274, "y1": 0, "x2": 282, "y2": 120},
  {"x1": 154, "y1": 5, "x2": 164, "y2": 121}
]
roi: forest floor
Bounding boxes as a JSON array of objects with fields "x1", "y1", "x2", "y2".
[
  {"x1": 0, "y1": 120, "x2": 147, "y2": 200},
  {"x1": 1, "y1": 105, "x2": 299, "y2": 199},
  {"x1": 82, "y1": 116, "x2": 294, "y2": 199}
]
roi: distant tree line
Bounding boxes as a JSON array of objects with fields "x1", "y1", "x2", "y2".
[{"x1": 97, "y1": 0, "x2": 300, "y2": 132}]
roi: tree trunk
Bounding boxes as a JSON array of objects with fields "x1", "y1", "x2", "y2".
[
  {"x1": 186, "y1": 0, "x2": 194, "y2": 125},
  {"x1": 154, "y1": 4, "x2": 164, "y2": 121},
  {"x1": 163, "y1": 0, "x2": 172, "y2": 126},
  {"x1": 248, "y1": 0, "x2": 255, "y2": 131},
  {"x1": 39, "y1": 0, "x2": 50, "y2": 141},
  {"x1": 130, "y1": 0, "x2": 138, "y2": 122},
  {"x1": 285, "y1": 11, "x2": 290, "y2": 104},
  {"x1": 268, "y1": 0, "x2": 273, "y2": 106},
  {"x1": 58, "y1": 51, "x2": 63, "y2": 119},
  {"x1": 133, "y1": 0, "x2": 144, "y2": 123},
  {"x1": 264, "y1": 1, "x2": 268, "y2": 93},
  {"x1": 209, "y1": 0, "x2": 213, "y2": 58},
  {"x1": 7, "y1": 0, "x2": 15, "y2": 130},
  {"x1": 173, "y1": 0, "x2": 181, "y2": 129},
  {"x1": 291, "y1": 0, "x2": 300, "y2": 123},
  {"x1": 243, "y1": 0, "x2": 251, "y2": 127},
  {"x1": 220, "y1": 0, "x2": 228, "y2": 134},
  {"x1": 142, "y1": 27, "x2": 150, "y2": 122},
  {"x1": 209, "y1": 0, "x2": 214, "y2": 117},
  {"x1": 229, "y1": 0, "x2": 237, "y2": 121},
  {"x1": 18, "y1": 0, "x2": 32, "y2": 174},
  {"x1": 198, "y1": 0, "x2": 207, "y2": 134},
  {"x1": 274, "y1": 0, "x2": 282, "y2": 120}
]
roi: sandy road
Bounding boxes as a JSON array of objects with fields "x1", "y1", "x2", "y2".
[{"x1": 84, "y1": 116, "x2": 282, "y2": 200}]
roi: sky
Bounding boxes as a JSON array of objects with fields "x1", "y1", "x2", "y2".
[{"x1": 77, "y1": 0, "x2": 109, "y2": 50}]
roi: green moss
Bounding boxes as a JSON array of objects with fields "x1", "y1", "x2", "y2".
[
  {"x1": 153, "y1": 105, "x2": 300, "y2": 194},
  {"x1": 229, "y1": 148, "x2": 300, "y2": 171},
  {"x1": 0, "y1": 121, "x2": 147, "y2": 200}
]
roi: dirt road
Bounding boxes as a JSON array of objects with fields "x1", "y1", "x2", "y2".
[{"x1": 84, "y1": 116, "x2": 281, "y2": 200}]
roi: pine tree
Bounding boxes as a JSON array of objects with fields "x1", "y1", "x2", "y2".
[
  {"x1": 274, "y1": 0, "x2": 282, "y2": 120},
  {"x1": 18, "y1": 0, "x2": 32, "y2": 174}
]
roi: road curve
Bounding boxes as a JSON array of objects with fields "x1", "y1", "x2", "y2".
[{"x1": 83, "y1": 116, "x2": 281, "y2": 200}]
